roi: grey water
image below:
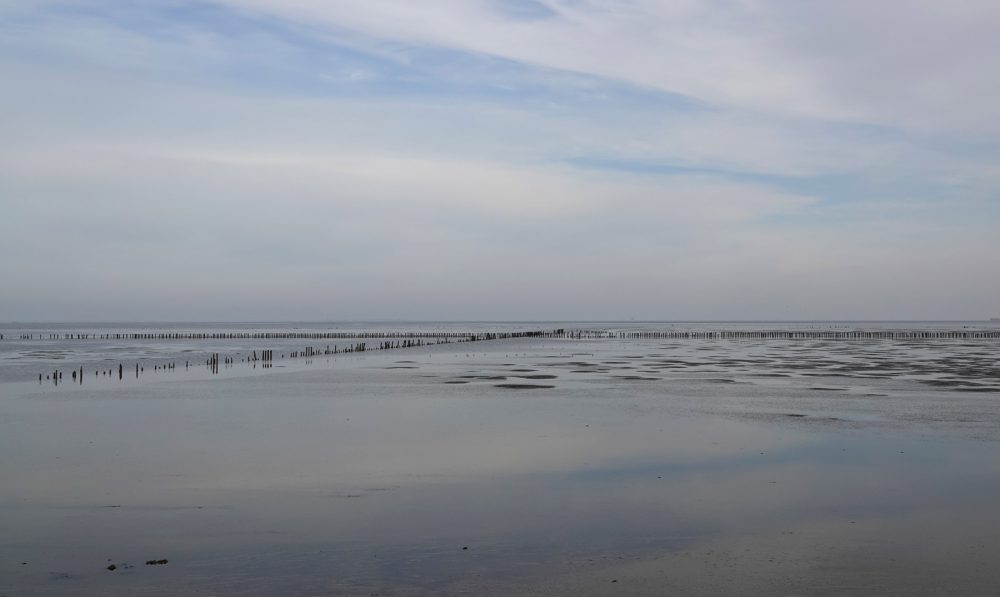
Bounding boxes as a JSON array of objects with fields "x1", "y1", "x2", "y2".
[{"x1": 2, "y1": 322, "x2": 1000, "y2": 595}]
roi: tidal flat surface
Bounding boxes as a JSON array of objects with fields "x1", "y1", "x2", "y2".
[{"x1": 2, "y1": 327, "x2": 1000, "y2": 595}]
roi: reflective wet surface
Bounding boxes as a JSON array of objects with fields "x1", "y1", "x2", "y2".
[{"x1": 2, "y1": 326, "x2": 1000, "y2": 595}]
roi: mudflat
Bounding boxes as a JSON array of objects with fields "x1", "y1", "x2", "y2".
[{"x1": 2, "y1": 325, "x2": 1000, "y2": 595}]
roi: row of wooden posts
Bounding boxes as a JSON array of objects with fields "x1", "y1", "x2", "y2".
[
  {"x1": 12, "y1": 327, "x2": 1000, "y2": 342},
  {"x1": 35, "y1": 330, "x2": 539, "y2": 385},
  {"x1": 14, "y1": 330, "x2": 565, "y2": 341},
  {"x1": 31, "y1": 325, "x2": 1000, "y2": 384},
  {"x1": 43, "y1": 361, "x2": 188, "y2": 385}
]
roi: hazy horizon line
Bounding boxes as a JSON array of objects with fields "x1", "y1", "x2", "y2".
[{"x1": 3, "y1": 319, "x2": 997, "y2": 325}]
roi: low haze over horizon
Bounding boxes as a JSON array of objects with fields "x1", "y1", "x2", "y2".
[{"x1": 2, "y1": 1, "x2": 999, "y2": 321}]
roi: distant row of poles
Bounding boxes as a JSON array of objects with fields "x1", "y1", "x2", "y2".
[
  {"x1": 11, "y1": 330, "x2": 564, "y2": 341},
  {"x1": 35, "y1": 331, "x2": 566, "y2": 386},
  {"x1": 44, "y1": 361, "x2": 179, "y2": 385},
  {"x1": 9, "y1": 327, "x2": 1000, "y2": 342},
  {"x1": 25, "y1": 326, "x2": 1000, "y2": 385}
]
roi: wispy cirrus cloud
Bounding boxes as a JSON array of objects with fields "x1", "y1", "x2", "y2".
[
  {"x1": 213, "y1": 0, "x2": 1000, "y2": 133},
  {"x1": 0, "y1": 1, "x2": 998, "y2": 320}
]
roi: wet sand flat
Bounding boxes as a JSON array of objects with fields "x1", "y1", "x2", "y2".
[{"x1": 2, "y1": 326, "x2": 1000, "y2": 595}]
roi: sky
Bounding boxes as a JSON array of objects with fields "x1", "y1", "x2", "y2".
[{"x1": 1, "y1": 0, "x2": 999, "y2": 321}]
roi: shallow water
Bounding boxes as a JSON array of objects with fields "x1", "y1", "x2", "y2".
[{"x1": 2, "y1": 324, "x2": 1000, "y2": 595}]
